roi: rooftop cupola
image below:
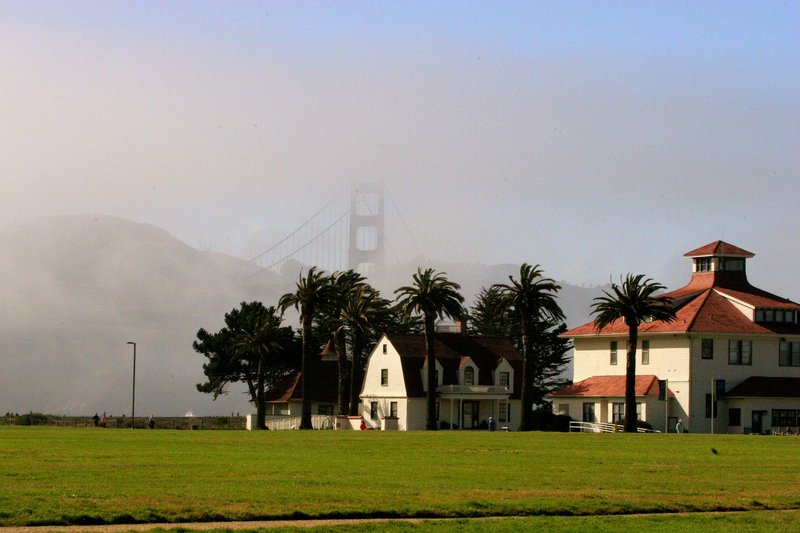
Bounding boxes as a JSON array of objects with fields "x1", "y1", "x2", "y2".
[{"x1": 683, "y1": 241, "x2": 754, "y2": 288}]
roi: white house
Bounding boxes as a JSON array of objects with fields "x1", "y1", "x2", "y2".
[
  {"x1": 360, "y1": 328, "x2": 523, "y2": 430},
  {"x1": 552, "y1": 241, "x2": 800, "y2": 434}
]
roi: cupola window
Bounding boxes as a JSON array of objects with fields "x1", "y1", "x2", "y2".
[
  {"x1": 720, "y1": 257, "x2": 745, "y2": 272},
  {"x1": 695, "y1": 257, "x2": 712, "y2": 272}
]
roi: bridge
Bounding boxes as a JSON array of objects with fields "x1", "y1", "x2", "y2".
[{"x1": 247, "y1": 182, "x2": 418, "y2": 278}]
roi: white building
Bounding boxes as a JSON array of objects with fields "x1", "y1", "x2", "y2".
[
  {"x1": 360, "y1": 329, "x2": 523, "y2": 430},
  {"x1": 552, "y1": 241, "x2": 800, "y2": 434}
]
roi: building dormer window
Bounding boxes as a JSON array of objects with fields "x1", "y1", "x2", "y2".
[
  {"x1": 755, "y1": 309, "x2": 797, "y2": 324},
  {"x1": 499, "y1": 371, "x2": 510, "y2": 387},
  {"x1": 464, "y1": 366, "x2": 475, "y2": 386}
]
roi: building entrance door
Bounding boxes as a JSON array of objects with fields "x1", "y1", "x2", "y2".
[
  {"x1": 751, "y1": 410, "x2": 767, "y2": 434},
  {"x1": 462, "y1": 401, "x2": 479, "y2": 429}
]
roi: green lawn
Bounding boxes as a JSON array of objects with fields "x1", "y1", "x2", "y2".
[{"x1": 1, "y1": 427, "x2": 799, "y2": 527}]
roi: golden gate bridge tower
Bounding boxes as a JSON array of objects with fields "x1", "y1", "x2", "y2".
[{"x1": 248, "y1": 181, "x2": 414, "y2": 279}]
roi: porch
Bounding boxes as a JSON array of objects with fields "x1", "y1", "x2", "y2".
[{"x1": 438, "y1": 385, "x2": 513, "y2": 430}]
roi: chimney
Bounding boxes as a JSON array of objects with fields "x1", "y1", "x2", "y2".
[{"x1": 459, "y1": 316, "x2": 469, "y2": 336}]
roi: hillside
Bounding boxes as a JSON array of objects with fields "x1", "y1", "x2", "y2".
[
  {"x1": 0, "y1": 215, "x2": 288, "y2": 416},
  {"x1": 0, "y1": 215, "x2": 602, "y2": 416}
]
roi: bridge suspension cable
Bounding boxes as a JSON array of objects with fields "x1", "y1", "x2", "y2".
[{"x1": 247, "y1": 182, "x2": 420, "y2": 279}]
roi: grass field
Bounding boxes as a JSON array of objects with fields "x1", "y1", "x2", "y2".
[{"x1": 1, "y1": 427, "x2": 799, "y2": 530}]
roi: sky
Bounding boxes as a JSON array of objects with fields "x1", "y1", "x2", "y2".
[{"x1": 2, "y1": 1, "x2": 799, "y2": 297}]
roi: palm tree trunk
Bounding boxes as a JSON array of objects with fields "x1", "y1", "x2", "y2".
[
  {"x1": 255, "y1": 351, "x2": 267, "y2": 430},
  {"x1": 335, "y1": 330, "x2": 350, "y2": 416},
  {"x1": 519, "y1": 314, "x2": 533, "y2": 431},
  {"x1": 625, "y1": 325, "x2": 639, "y2": 433},
  {"x1": 348, "y1": 337, "x2": 364, "y2": 417},
  {"x1": 424, "y1": 313, "x2": 438, "y2": 430},
  {"x1": 300, "y1": 314, "x2": 314, "y2": 430}
]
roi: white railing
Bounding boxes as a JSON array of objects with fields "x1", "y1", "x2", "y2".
[
  {"x1": 569, "y1": 421, "x2": 660, "y2": 433},
  {"x1": 265, "y1": 415, "x2": 335, "y2": 430}
]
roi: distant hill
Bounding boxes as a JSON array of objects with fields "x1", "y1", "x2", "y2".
[
  {"x1": 0, "y1": 215, "x2": 602, "y2": 416},
  {"x1": 0, "y1": 215, "x2": 287, "y2": 417}
]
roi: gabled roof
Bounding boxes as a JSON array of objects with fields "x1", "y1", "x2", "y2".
[
  {"x1": 549, "y1": 375, "x2": 670, "y2": 398},
  {"x1": 264, "y1": 359, "x2": 340, "y2": 404},
  {"x1": 725, "y1": 377, "x2": 800, "y2": 398},
  {"x1": 564, "y1": 242, "x2": 800, "y2": 338},
  {"x1": 386, "y1": 332, "x2": 523, "y2": 399},
  {"x1": 684, "y1": 241, "x2": 754, "y2": 258}
]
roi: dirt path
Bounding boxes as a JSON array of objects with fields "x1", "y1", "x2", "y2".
[{"x1": 0, "y1": 517, "x2": 442, "y2": 533}]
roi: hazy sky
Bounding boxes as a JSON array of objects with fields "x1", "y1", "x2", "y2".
[{"x1": 2, "y1": 1, "x2": 798, "y2": 296}]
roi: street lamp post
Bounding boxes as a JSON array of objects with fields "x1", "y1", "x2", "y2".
[{"x1": 127, "y1": 341, "x2": 136, "y2": 429}]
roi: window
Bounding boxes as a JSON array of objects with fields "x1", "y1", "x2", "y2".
[
  {"x1": 779, "y1": 341, "x2": 800, "y2": 367},
  {"x1": 612, "y1": 403, "x2": 625, "y2": 423},
  {"x1": 728, "y1": 340, "x2": 752, "y2": 365},
  {"x1": 772, "y1": 409, "x2": 798, "y2": 427},
  {"x1": 318, "y1": 404, "x2": 334, "y2": 415},
  {"x1": 610, "y1": 341, "x2": 618, "y2": 365},
  {"x1": 382, "y1": 343, "x2": 387, "y2": 354},
  {"x1": 728, "y1": 408, "x2": 741, "y2": 427},
  {"x1": 499, "y1": 371, "x2": 510, "y2": 388},
  {"x1": 380, "y1": 369, "x2": 388, "y2": 386},
  {"x1": 464, "y1": 366, "x2": 475, "y2": 386},
  {"x1": 720, "y1": 257, "x2": 745, "y2": 272},
  {"x1": 370, "y1": 401, "x2": 379, "y2": 420},
  {"x1": 389, "y1": 401, "x2": 398, "y2": 418},
  {"x1": 498, "y1": 401, "x2": 509, "y2": 423},
  {"x1": 636, "y1": 402, "x2": 642, "y2": 421},
  {"x1": 756, "y1": 309, "x2": 797, "y2": 324},
  {"x1": 696, "y1": 257, "x2": 712, "y2": 272},
  {"x1": 705, "y1": 394, "x2": 718, "y2": 418},
  {"x1": 582, "y1": 402, "x2": 596, "y2": 423},
  {"x1": 641, "y1": 340, "x2": 650, "y2": 365},
  {"x1": 701, "y1": 338, "x2": 714, "y2": 359}
]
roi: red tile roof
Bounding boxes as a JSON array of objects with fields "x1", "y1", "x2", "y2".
[
  {"x1": 726, "y1": 377, "x2": 800, "y2": 398},
  {"x1": 683, "y1": 241, "x2": 754, "y2": 258},
  {"x1": 550, "y1": 375, "x2": 671, "y2": 398},
  {"x1": 564, "y1": 242, "x2": 800, "y2": 338}
]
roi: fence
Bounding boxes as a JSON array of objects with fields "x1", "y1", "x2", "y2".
[
  {"x1": 569, "y1": 421, "x2": 661, "y2": 433},
  {"x1": 3, "y1": 415, "x2": 246, "y2": 430},
  {"x1": 264, "y1": 415, "x2": 335, "y2": 430}
]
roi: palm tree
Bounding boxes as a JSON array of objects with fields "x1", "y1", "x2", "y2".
[
  {"x1": 395, "y1": 268, "x2": 464, "y2": 430},
  {"x1": 591, "y1": 273, "x2": 677, "y2": 433},
  {"x1": 326, "y1": 270, "x2": 368, "y2": 415},
  {"x1": 279, "y1": 267, "x2": 333, "y2": 429},
  {"x1": 339, "y1": 285, "x2": 392, "y2": 416},
  {"x1": 493, "y1": 264, "x2": 565, "y2": 431}
]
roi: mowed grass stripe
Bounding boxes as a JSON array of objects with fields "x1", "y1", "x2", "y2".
[{"x1": 1, "y1": 427, "x2": 799, "y2": 526}]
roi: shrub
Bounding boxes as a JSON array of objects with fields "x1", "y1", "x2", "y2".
[
  {"x1": 618, "y1": 418, "x2": 654, "y2": 431},
  {"x1": 16, "y1": 413, "x2": 49, "y2": 426},
  {"x1": 531, "y1": 408, "x2": 573, "y2": 432}
]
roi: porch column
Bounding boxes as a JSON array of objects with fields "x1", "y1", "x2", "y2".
[{"x1": 450, "y1": 400, "x2": 455, "y2": 430}]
